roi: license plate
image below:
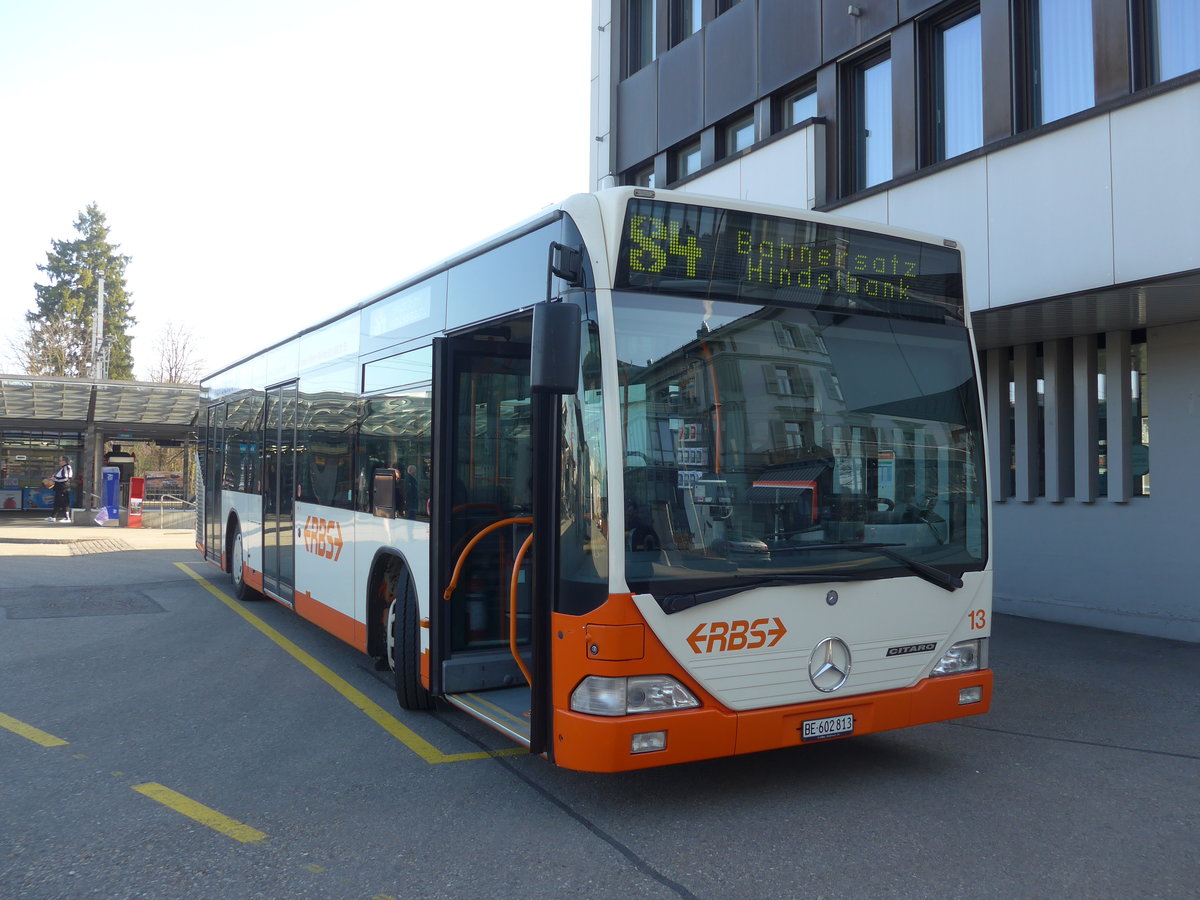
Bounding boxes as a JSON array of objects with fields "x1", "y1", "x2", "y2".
[{"x1": 801, "y1": 713, "x2": 854, "y2": 742}]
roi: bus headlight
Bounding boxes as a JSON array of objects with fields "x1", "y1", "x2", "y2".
[
  {"x1": 931, "y1": 639, "x2": 987, "y2": 676},
  {"x1": 570, "y1": 675, "x2": 700, "y2": 716}
]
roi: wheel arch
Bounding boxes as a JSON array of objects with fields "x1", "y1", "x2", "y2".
[{"x1": 365, "y1": 547, "x2": 421, "y2": 662}]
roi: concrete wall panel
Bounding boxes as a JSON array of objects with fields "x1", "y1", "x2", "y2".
[
  {"x1": 885, "y1": 158, "x2": 992, "y2": 312},
  {"x1": 985, "y1": 117, "x2": 1115, "y2": 306},
  {"x1": 1110, "y1": 84, "x2": 1200, "y2": 284}
]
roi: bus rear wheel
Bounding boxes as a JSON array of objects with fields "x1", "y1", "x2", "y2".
[{"x1": 387, "y1": 568, "x2": 433, "y2": 711}]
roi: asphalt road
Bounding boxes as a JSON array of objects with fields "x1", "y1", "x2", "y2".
[{"x1": 1, "y1": 537, "x2": 1197, "y2": 899}]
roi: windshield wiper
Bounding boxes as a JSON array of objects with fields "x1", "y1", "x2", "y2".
[
  {"x1": 776, "y1": 542, "x2": 962, "y2": 592},
  {"x1": 658, "y1": 574, "x2": 856, "y2": 614}
]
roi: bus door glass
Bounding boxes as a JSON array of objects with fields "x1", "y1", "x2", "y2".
[
  {"x1": 431, "y1": 337, "x2": 534, "y2": 694},
  {"x1": 204, "y1": 403, "x2": 225, "y2": 563},
  {"x1": 263, "y1": 381, "x2": 298, "y2": 601}
]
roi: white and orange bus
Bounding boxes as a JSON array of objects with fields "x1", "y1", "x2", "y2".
[{"x1": 198, "y1": 188, "x2": 991, "y2": 772}]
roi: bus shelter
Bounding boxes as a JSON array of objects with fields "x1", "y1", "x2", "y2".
[{"x1": 0, "y1": 374, "x2": 199, "y2": 515}]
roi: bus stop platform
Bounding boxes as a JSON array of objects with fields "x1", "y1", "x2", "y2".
[{"x1": 0, "y1": 515, "x2": 195, "y2": 556}]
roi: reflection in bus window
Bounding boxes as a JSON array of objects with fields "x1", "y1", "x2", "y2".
[
  {"x1": 558, "y1": 317, "x2": 609, "y2": 614},
  {"x1": 614, "y1": 293, "x2": 986, "y2": 593},
  {"x1": 358, "y1": 389, "x2": 432, "y2": 520}
]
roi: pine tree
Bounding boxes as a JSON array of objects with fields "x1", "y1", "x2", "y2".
[{"x1": 23, "y1": 204, "x2": 136, "y2": 379}]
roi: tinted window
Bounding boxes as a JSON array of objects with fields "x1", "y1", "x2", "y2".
[
  {"x1": 446, "y1": 221, "x2": 560, "y2": 330},
  {"x1": 360, "y1": 273, "x2": 447, "y2": 356},
  {"x1": 357, "y1": 346, "x2": 433, "y2": 518},
  {"x1": 1034, "y1": 0, "x2": 1094, "y2": 124},
  {"x1": 937, "y1": 12, "x2": 982, "y2": 159}
]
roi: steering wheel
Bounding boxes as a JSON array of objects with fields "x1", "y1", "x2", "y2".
[{"x1": 873, "y1": 497, "x2": 895, "y2": 511}]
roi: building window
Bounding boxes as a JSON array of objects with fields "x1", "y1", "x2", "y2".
[
  {"x1": 993, "y1": 334, "x2": 1150, "y2": 503},
  {"x1": 765, "y1": 365, "x2": 811, "y2": 397},
  {"x1": 670, "y1": 141, "x2": 702, "y2": 182},
  {"x1": 721, "y1": 111, "x2": 755, "y2": 158},
  {"x1": 1024, "y1": 0, "x2": 1095, "y2": 126},
  {"x1": 932, "y1": 8, "x2": 982, "y2": 160},
  {"x1": 847, "y1": 51, "x2": 893, "y2": 190},
  {"x1": 779, "y1": 86, "x2": 817, "y2": 130},
  {"x1": 774, "y1": 322, "x2": 825, "y2": 353},
  {"x1": 1142, "y1": 0, "x2": 1200, "y2": 84},
  {"x1": 1097, "y1": 335, "x2": 1150, "y2": 498},
  {"x1": 780, "y1": 420, "x2": 808, "y2": 450},
  {"x1": 1096, "y1": 341, "x2": 1108, "y2": 496},
  {"x1": 670, "y1": 0, "x2": 702, "y2": 46},
  {"x1": 717, "y1": 0, "x2": 742, "y2": 13},
  {"x1": 626, "y1": 0, "x2": 657, "y2": 76},
  {"x1": 1131, "y1": 340, "x2": 1150, "y2": 497},
  {"x1": 628, "y1": 162, "x2": 656, "y2": 188}
]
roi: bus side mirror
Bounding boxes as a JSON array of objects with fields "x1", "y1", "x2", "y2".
[{"x1": 531, "y1": 302, "x2": 581, "y2": 395}]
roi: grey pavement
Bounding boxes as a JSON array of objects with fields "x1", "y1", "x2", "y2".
[
  {"x1": 1, "y1": 514, "x2": 1197, "y2": 898},
  {"x1": 0, "y1": 514, "x2": 195, "y2": 556}
]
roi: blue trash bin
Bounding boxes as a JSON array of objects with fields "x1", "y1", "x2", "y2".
[{"x1": 101, "y1": 466, "x2": 120, "y2": 525}]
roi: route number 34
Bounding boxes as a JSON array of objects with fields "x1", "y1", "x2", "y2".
[{"x1": 968, "y1": 609, "x2": 987, "y2": 630}]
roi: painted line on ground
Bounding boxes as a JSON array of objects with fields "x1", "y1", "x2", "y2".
[
  {"x1": 175, "y1": 563, "x2": 521, "y2": 764},
  {"x1": 132, "y1": 782, "x2": 267, "y2": 843},
  {"x1": 0, "y1": 712, "x2": 69, "y2": 748}
]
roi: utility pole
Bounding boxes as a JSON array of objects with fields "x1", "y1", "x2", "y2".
[{"x1": 91, "y1": 272, "x2": 107, "y2": 379}]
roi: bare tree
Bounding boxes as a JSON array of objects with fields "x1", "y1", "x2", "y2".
[
  {"x1": 148, "y1": 321, "x2": 204, "y2": 384},
  {"x1": 128, "y1": 321, "x2": 205, "y2": 485},
  {"x1": 6, "y1": 315, "x2": 92, "y2": 376}
]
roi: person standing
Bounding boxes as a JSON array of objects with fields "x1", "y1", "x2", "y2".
[
  {"x1": 49, "y1": 456, "x2": 73, "y2": 523},
  {"x1": 404, "y1": 465, "x2": 419, "y2": 518}
]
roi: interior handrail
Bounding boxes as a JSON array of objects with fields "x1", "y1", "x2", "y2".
[
  {"x1": 442, "y1": 516, "x2": 533, "y2": 603},
  {"x1": 509, "y1": 532, "x2": 535, "y2": 686}
]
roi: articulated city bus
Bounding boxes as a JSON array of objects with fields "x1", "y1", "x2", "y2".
[{"x1": 198, "y1": 188, "x2": 992, "y2": 772}]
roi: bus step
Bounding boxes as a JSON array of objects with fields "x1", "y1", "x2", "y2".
[{"x1": 444, "y1": 686, "x2": 531, "y2": 746}]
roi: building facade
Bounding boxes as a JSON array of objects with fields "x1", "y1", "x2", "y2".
[{"x1": 590, "y1": 0, "x2": 1200, "y2": 641}]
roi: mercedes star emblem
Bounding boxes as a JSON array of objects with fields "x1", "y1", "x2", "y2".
[{"x1": 809, "y1": 637, "x2": 852, "y2": 692}]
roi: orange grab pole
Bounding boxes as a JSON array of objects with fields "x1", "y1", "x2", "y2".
[
  {"x1": 442, "y1": 516, "x2": 533, "y2": 602},
  {"x1": 509, "y1": 532, "x2": 535, "y2": 687}
]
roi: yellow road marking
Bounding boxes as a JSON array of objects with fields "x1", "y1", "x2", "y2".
[
  {"x1": 0, "y1": 712, "x2": 68, "y2": 747},
  {"x1": 175, "y1": 563, "x2": 522, "y2": 764},
  {"x1": 132, "y1": 782, "x2": 266, "y2": 843}
]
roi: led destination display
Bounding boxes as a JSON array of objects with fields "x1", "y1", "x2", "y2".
[{"x1": 614, "y1": 198, "x2": 964, "y2": 319}]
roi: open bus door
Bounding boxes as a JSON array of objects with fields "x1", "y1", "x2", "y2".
[
  {"x1": 262, "y1": 381, "x2": 298, "y2": 603},
  {"x1": 203, "y1": 403, "x2": 225, "y2": 564},
  {"x1": 429, "y1": 304, "x2": 580, "y2": 758}
]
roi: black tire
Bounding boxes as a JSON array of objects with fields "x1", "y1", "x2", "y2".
[
  {"x1": 390, "y1": 570, "x2": 434, "y2": 710},
  {"x1": 229, "y1": 525, "x2": 260, "y2": 602}
]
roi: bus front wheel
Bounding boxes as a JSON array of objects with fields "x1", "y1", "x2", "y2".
[
  {"x1": 229, "y1": 525, "x2": 259, "y2": 602},
  {"x1": 387, "y1": 568, "x2": 434, "y2": 711}
]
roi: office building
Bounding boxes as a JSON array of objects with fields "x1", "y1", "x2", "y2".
[{"x1": 591, "y1": 0, "x2": 1200, "y2": 641}]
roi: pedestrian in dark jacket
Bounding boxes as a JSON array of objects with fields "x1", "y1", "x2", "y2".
[{"x1": 49, "y1": 456, "x2": 72, "y2": 523}]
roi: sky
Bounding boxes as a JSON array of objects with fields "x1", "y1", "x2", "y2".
[{"x1": 0, "y1": 0, "x2": 593, "y2": 380}]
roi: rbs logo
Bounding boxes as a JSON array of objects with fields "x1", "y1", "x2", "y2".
[
  {"x1": 302, "y1": 516, "x2": 344, "y2": 562},
  {"x1": 686, "y1": 618, "x2": 787, "y2": 654}
]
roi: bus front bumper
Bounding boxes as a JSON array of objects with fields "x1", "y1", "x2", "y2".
[{"x1": 551, "y1": 669, "x2": 993, "y2": 773}]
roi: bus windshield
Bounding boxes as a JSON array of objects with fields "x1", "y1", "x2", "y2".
[{"x1": 613, "y1": 292, "x2": 987, "y2": 603}]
